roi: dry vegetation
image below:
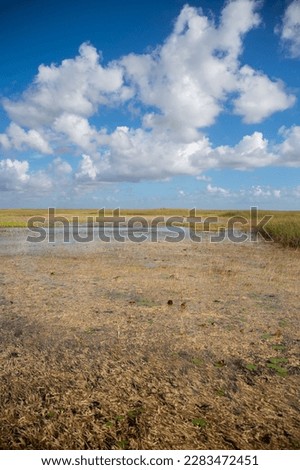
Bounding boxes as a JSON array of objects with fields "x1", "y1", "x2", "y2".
[
  {"x1": 0, "y1": 208, "x2": 299, "y2": 248},
  {"x1": 0, "y1": 233, "x2": 299, "y2": 450}
]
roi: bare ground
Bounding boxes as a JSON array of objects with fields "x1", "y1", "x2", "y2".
[{"x1": 0, "y1": 234, "x2": 299, "y2": 449}]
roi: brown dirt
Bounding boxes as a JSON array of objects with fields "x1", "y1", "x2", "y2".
[{"x1": 0, "y1": 235, "x2": 299, "y2": 449}]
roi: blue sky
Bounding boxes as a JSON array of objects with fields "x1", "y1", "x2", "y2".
[{"x1": 0, "y1": 0, "x2": 299, "y2": 209}]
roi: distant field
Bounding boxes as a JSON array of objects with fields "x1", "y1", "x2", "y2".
[{"x1": 0, "y1": 208, "x2": 299, "y2": 248}]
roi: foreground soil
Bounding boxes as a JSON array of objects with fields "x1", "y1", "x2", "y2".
[{"x1": 0, "y1": 234, "x2": 299, "y2": 449}]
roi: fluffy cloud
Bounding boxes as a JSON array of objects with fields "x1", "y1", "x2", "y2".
[
  {"x1": 0, "y1": 1, "x2": 298, "y2": 197},
  {"x1": 212, "y1": 132, "x2": 276, "y2": 169},
  {"x1": 0, "y1": 158, "x2": 29, "y2": 191},
  {"x1": 0, "y1": 123, "x2": 52, "y2": 154},
  {"x1": 276, "y1": 126, "x2": 300, "y2": 167},
  {"x1": 233, "y1": 66, "x2": 295, "y2": 123},
  {"x1": 278, "y1": 0, "x2": 300, "y2": 58},
  {"x1": 76, "y1": 154, "x2": 98, "y2": 181},
  {"x1": 3, "y1": 42, "x2": 130, "y2": 128},
  {"x1": 50, "y1": 157, "x2": 72, "y2": 175},
  {"x1": 122, "y1": 0, "x2": 293, "y2": 136},
  {"x1": 70, "y1": 130, "x2": 277, "y2": 183},
  {"x1": 0, "y1": 156, "x2": 74, "y2": 194},
  {"x1": 53, "y1": 113, "x2": 102, "y2": 154}
]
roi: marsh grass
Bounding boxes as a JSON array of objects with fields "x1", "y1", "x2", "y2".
[
  {"x1": 0, "y1": 208, "x2": 299, "y2": 247},
  {"x1": 255, "y1": 212, "x2": 300, "y2": 248}
]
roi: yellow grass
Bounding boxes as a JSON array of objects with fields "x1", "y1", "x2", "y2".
[{"x1": 0, "y1": 208, "x2": 299, "y2": 247}]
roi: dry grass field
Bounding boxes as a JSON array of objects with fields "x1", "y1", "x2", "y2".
[
  {"x1": 1, "y1": 208, "x2": 299, "y2": 248},
  {"x1": 0, "y1": 228, "x2": 299, "y2": 450}
]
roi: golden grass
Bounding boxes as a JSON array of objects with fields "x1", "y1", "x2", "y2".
[
  {"x1": 262, "y1": 214, "x2": 300, "y2": 248},
  {"x1": 0, "y1": 208, "x2": 299, "y2": 248}
]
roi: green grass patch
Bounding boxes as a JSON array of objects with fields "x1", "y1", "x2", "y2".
[
  {"x1": 214, "y1": 360, "x2": 226, "y2": 368},
  {"x1": 272, "y1": 344, "x2": 286, "y2": 351},
  {"x1": 117, "y1": 439, "x2": 129, "y2": 449},
  {"x1": 266, "y1": 358, "x2": 288, "y2": 377},
  {"x1": 192, "y1": 418, "x2": 207, "y2": 428},
  {"x1": 261, "y1": 333, "x2": 272, "y2": 340},
  {"x1": 191, "y1": 358, "x2": 203, "y2": 366}
]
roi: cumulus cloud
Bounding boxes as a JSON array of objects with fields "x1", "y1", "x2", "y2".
[
  {"x1": 0, "y1": 123, "x2": 52, "y2": 154},
  {"x1": 0, "y1": 1, "x2": 298, "y2": 197},
  {"x1": 76, "y1": 154, "x2": 98, "y2": 181},
  {"x1": 51, "y1": 157, "x2": 73, "y2": 175},
  {"x1": 276, "y1": 126, "x2": 300, "y2": 167},
  {"x1": 212, "y1": 132, "x2": 276, "y2": 169},
  {"x1": 0, "y1": 158, "x2": 29, "y2": 191},
  {"x1": 0, "y1": 133, "x2": 10, "y2": 150},
  {"x1": 122, "y1": 0, "x2": 293, "y2": 136},
  {"x1": 3, "y1": 42, "x2": 130, "y2": 128},
  {"x1": 0, "y1": 157, "x2": 53, "y2": 193},
  {"x1": 233, "y1": 66, "x2": 295, "y2": 123},
  {"x1": 53, "y1": 113, "x2": 103, "y2": 154},
  {"x1": 277, "y1": 0, "x2": 300, "y2": 58},
  {"x1": 72, "y1": 129, "x2": 278, "y2": 183}
]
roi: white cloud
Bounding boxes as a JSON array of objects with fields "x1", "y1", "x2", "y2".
[
  {"x1": 250, "y1": 185, "x2": 282, "y2": 199},
  {"x1": 0, "y1": 157, "x2": 54, "y2": 193},
  {"x1": 0, "y1": 158, "x2": 29, "y2": 191},
  {"x1": 122, "y1": 0, "x2": 293, "y2": 136},
  {"x1": 210, "y1": 132, "x2": 276, "y2": 169},
  {"x1": 31, "y1": 170, "x2": 53, "y2": 192},
  {"x1": 218, "y1": 0, "x2": 261, "y2": 56},
  {"x1": 0, "y1": 133, "x2": 10, "y2": 150},
  {"x1": 251, "y1": 185, "x2": 271, "y2": 197},
  {"x1": 171, "y1": 183, "x2": 297, "y2": 208},
  {"x1": 196, "y1": 174, "x2": 211, "y2": 182},
  {"x1": 94, "y1": 126, "x2": 213, "y2": 180},
  {"x1": 3, "y1": 42, "x2": 128, "y2": 128},
  {"x1": 0, "y1": 2, "x2": 298, "y2": 197},
  {"x1": 0, "y1": 158, "x2": 30, "y2": 191},
  {"x1": 53, "y1": 113, "x2": 103, "y2": 154},
  {"x1": 278, "y1": 0, "x2": 300, "y2": 58},
  {"x1": 233, "y1": 66, "x2": 296, "y2": 123},
  {"x1": 76, "y1": 154, "x2": 98, "y2": 181},
  {"x1": 276, "y1": 125, "x2": 300, "y2": 166},
  {"x1": 2, "y1": 123, "x2": 53, "y2": 154},
  {"x1": 207, "y1": 183, "x2": 230, "y2": 195},
  {"x1": 273, "y1": 189, "x2": 281, "y2": 198},
  {"x1": 51, "y1": 157, "x2": 72, "y2": 175}
]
